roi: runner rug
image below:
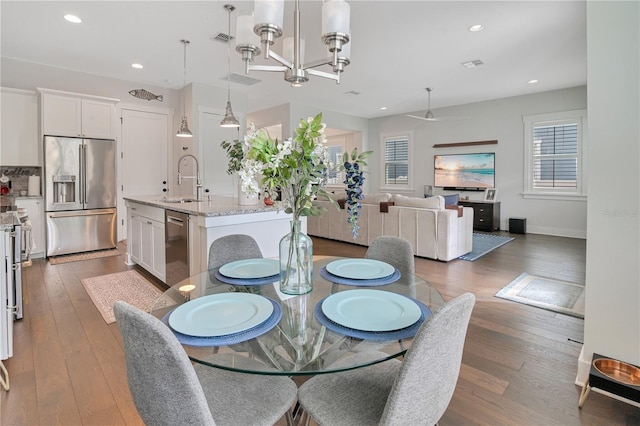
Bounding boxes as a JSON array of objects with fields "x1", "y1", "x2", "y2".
[
  {"x1": 458, "y1": 233, "x2": 515, "y2": 261},
  {"x1": 81, "y1": 270, "x2": 163, "y2": 324},
  {"x1": 49, "y1": 248, "x2": 122, "y2": 265},
  {"x1": 495, "y1": 273, "x2": 585, "y2": 318}
]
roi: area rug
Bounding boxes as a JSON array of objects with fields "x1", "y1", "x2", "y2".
[
  {"x1": 458, "y1": 233, "x2": 515, "y2": 261},
  {"x1": 81, "y1": 270, "x2": 163, "y2": 324},
  {"x1": 495, "y1": 273, "x2": 585, "y2": 318},
  {"x1": 49, "y1": 248, "x2": 122, "y2": 265}
]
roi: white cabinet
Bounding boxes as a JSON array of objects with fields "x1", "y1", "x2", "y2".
[
  {"x1": 0, "y1": 88, "x2": 39, "y2": 166},
  {"x1": 127, "y1": 202, "x2": 165, "y2": 282},
  {"x1": 14, "y1": 198, "x2": 45, "y2": 259},
  {"x1": 39, "y1": 89, "x2": 118, "y2": 139}
]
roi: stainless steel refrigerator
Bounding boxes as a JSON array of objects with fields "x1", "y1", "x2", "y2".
[{"x1": 44, "y1": 136, "x2": 117, "y2": 257}]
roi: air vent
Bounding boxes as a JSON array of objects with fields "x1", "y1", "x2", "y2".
[
  {"x1": 213, "y1": 32, "x2": 233, "y2": 43},
  {"x1": 462, "y1": 59, "x2": 484, "y2": 68},
  {"x1": 345, "y1": 90, "x2": 361, "y2": 95},
  {"x1": 221, "y1": 73, "x2": 261, "y2": 86}
]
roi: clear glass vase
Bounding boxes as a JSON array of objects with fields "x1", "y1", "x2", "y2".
[{"x1": 279, "y1": 219, "x2": 313, "y2": 295}]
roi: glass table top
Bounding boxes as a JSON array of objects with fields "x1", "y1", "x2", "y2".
[{"x1": 150, "y1": 256, "x2": 444, "y2": 376}]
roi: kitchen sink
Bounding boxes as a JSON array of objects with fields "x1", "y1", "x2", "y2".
[{"x1": 158, "y1": 197, "x2": 201, "y2": 203}]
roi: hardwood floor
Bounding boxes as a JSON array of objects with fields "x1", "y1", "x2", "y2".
[{"x1": 2, "y1": 234, "x2": 638, "y2": 425}]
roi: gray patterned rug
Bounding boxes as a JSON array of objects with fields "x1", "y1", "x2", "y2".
[
  {"x1": 81, "y1": 270, "x2": 163, "y2": 324},
  {"x1": 496, "y1": 273, "x2": 585, "y2": 318}
]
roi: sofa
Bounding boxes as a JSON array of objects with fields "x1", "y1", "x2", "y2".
[{"x1": 307, "y1": 193, "x2": 473, "y2": 262}]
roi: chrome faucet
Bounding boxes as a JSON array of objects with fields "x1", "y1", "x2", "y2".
[{"x1": 177, "y1": 154, "x2": 203, "y2": 201}]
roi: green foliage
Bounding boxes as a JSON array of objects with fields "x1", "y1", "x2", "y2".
[{"x1": 220, "y1": 139, "x2": 244, "y2": 175}]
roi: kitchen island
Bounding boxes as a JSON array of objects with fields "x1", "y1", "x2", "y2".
[{"x1": 124, "y1": 195, "x2": 296, "y2": 284}]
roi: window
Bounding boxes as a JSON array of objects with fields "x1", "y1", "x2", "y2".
[
  {"x1": 523, "y1": 110, "x2": 587, "y2": 200},
  {"x1": 381, "y1": 132, "x2": 413, "y2": 190},
  {"x1": 326, "y1": 145, "x2": 343, "y2": 185}
]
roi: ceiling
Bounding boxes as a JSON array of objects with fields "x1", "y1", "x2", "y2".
[{"x1": 0, "y1": 1, "x2": 586, "y2": 119}]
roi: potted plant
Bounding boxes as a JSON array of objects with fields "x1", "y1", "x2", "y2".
[{"x1": 220, "y1": 139, "x2": 258, "y2": 205}]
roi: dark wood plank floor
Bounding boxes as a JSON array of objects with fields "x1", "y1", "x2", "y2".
[{"x1": 2, "y1": 234, "x2": 639, "y2": 425}]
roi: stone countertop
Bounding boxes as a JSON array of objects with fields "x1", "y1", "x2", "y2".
[{"x1": 124, "y1": 194, "x2": 281, "y2": 217}]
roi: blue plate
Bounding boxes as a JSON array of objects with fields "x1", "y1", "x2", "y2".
[
  {"x1": 326, "y1": 259, "x2": 395, "y2": 279},
  {"x1": 314, "y1": 295, "x2": 431, "y2": 341},
  {"x1": 319, "y1": 266, "x2": 400, "y2": 286},
  {"x1": 214, "y1": 270, "x2": 280, "y2": 286},
  {"x1": 162, "y1": 298, "x2": 282, "y2": 347}
]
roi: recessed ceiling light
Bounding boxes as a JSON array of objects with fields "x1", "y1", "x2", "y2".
[
  {"x1": 64, "y1": 14, "x2": 82, "y2": 24},
  {"x1": 469, "y1": 24, "x2": 484, "y2": 32},
  {"x1": 380, "y1": 107, "x2": 387, "y2": 110},
  {"x1": 131, "y1": 63, "x2": 144, "y2": 69},
  {"x1": 528, "y1": 79, "x2": 539, "y2": 84}
]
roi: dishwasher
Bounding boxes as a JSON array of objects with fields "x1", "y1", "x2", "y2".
[{"x1": 165, "y1": 210, "x2": 190, "y2": 286}]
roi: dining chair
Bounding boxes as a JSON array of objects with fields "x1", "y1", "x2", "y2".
[
  {"x1": 114, "y1": 301, "x2": 297, "y2": 426},
  {"x1": 208, "y1": 234, "x2": 263, "y2": 270},
  {"x1": 297, "y1": 292, "x2": 476, "y2": 426},
  {"x1": 365, "y1": 236, "x2": 415, "y2": 275}
]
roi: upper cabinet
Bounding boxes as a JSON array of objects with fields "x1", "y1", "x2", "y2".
[
  {"x1": 38, "y1": 88, "x2": 119, "y2": 139},
  {"x1": 0, "y1": 87, "x2": 39, "y2": 166}
]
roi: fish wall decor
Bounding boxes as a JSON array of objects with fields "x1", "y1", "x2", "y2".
[{"x1": 129, "y1": 89, "x2": 163, "y2": 102}]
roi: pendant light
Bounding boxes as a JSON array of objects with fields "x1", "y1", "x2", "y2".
[
  {"x1": 220, "y1": 4, "x2": 240, "y2": 128},
  {"x1": 177, "y1": 39, "x2": 193, "y2": 138}
]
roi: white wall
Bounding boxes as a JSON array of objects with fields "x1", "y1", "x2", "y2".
[
  {"x1": 368, "y1": 87, "x2": 588, "y2": 237},
  {"x1": 1, "y1": 58, "x2": 179, "y2": 109},
  {"x1": 577, "y1": 1, "x2": 640, "y2": 386}
]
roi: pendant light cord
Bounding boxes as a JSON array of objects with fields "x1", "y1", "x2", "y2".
[
  {"x1": 182, "y1": 40, "x2": 189, "y2": 116},
  {"x1": 227, "y1": 8, "x2": 232, "y2": 101}
]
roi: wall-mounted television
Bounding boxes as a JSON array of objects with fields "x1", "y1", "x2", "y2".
[{"x1": 434, "y1": 152, "x2": 495, "y2": 191}]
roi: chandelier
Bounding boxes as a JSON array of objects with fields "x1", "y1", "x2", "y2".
[{"x1": 235, "y1": 0, "x2": 351, "y2": 87}]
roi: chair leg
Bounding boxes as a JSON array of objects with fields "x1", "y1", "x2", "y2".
[
  {"x1": 285, "y1": 408, "x2": 295, "y2": 426},
  {"x1": 0, "y1": 360, "x2": 9, "y2": 391},
  {"x1": 578, "y1": 380, "x2": 591, "y2": 408}
]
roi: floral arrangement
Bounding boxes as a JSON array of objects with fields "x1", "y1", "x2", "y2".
[
  {"x1": 238, "y1": 113, "x2": 371, "y2": 238},
  {"x1": 342, "y1": 149, "x2": 370, "y2": 238}
]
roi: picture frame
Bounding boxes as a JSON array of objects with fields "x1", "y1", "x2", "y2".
[{"x1": 483, "y1": 188, "x2": 498, "y2": 202}]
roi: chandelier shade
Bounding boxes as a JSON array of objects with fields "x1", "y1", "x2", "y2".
[{"x1": 235, "y1": 0, "x2": 351, "y2": 86}]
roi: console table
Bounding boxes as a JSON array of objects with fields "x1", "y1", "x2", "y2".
[{"x1": 459, "y1": 200, "x2": 501, "y2": 231}]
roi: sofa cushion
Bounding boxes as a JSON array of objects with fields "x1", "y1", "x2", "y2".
[
  {"x1": 392, "y1": 194, "x2": 444, "y2": 210},
  {"x1": 361, "y1": 193, "x2": 392, "y2": 205}
]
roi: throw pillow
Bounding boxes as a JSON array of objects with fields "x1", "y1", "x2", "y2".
[
  {"x1": 392, "y1": 194, "x2": 444, "y2": 210},
  {"x1": 361, "y1": 193, "x2": 392, "y2": 205},
  {"x1": 443, "y1": 193, "x2": 459, "y2": 206}
]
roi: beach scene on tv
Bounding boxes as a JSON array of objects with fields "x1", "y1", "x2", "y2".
[{"x1": 434, "y1": 153, "x2": 495, "y2": 188}]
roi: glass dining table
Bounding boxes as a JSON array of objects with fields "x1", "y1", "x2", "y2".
[{"x1": 150, "y1": 256, "x2": 444, "y2": 376}]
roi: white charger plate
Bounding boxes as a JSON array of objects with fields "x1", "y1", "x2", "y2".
[
  {"x1": 168, "y1": 293, "x2": 274, "y2": 337},
  {"x1": 218, "y1": 258, "x2": 280, "y2": 279},
  {"x1": 321, "y1": 289, "x2": 422, "y2": 331},
  {"x1": 326, "y1": 259, "x2": 395, "y2": 280}
]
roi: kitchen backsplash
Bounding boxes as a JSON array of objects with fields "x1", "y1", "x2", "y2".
[{"x1": 0, "y1": 166, "x2": 42, "y2": 194}]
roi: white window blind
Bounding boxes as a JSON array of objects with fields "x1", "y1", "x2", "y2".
[
  {"x1": 523, "y1": 109, "x2": 587, "y2": 200},
  {"x1": 384, "y1": 137, "x2": 409, "y2": 185},
  {"x1": 532, "y1": 123, "x2": 578, "y2": 189}
]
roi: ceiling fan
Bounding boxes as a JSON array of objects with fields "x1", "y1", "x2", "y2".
[{"x1": 406, "y1": 87, "x2": 461, "y2": 122}]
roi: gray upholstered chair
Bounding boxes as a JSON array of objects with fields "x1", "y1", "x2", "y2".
[
  {"x1": 208, "y1": 234, "x2": 263, "y2": 270},
  {"x1": 297, "y1": 292, "x2": 476, "y2": 426},
  {"x1": 114, "y1": 301, "x2": 297, "y2": 426},
  {"x1": 365, "y1": 236, "x2": 416, "y2": 298},
  {"x1": 365, "y1": 236, "x2": 415, "y2": 275}
]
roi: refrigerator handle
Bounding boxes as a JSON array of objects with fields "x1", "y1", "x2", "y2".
[
  {"x1": 82, "y1": 144, "x2": 87, "y2": 204},
  {"x1": 78, "y1": 144, "x2": 84, "y2": 204}
]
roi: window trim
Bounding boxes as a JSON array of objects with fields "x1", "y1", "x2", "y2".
[
  {"x1": 379, "y1": 131, "x2": 414, "y2": 192},
  {"x1": 522, "y1": 109, "x2": 587, "y2": 201}
]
